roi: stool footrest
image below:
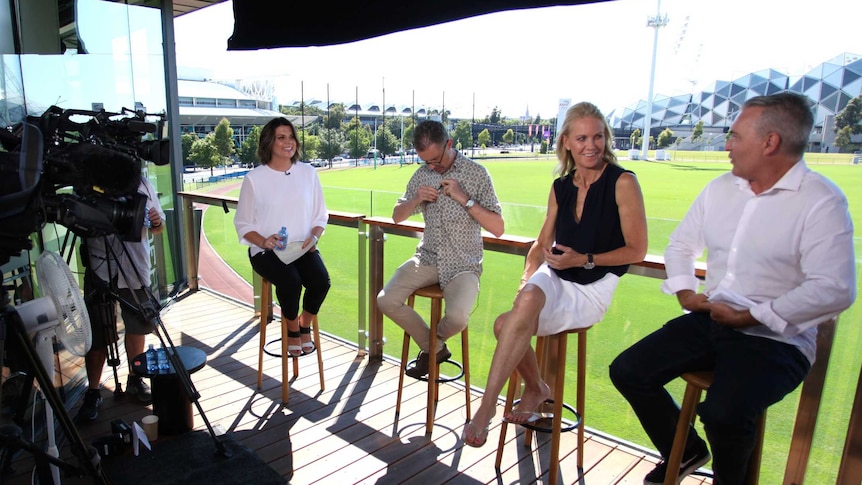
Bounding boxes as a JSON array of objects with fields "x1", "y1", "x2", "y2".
[
  {"x1": 263, "y1": 339, "x2": 316, "y2": 358},
  {"x1": 406, "y1": 358, "x2": 465, "y2": 383},
  {"x1": 508, "y1": 398, "x2": 581, "y2": 434}
]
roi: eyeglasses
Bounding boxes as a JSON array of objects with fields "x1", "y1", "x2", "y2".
[{"x1": 423, "y1": 141, "x2": 449, "y2": 165}]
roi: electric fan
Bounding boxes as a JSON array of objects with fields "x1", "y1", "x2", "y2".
[{"x1": 13, "y1": 250, "x2": 92, "y2": 484}]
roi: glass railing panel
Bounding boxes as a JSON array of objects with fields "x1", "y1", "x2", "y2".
[{"x1": 189, "y1": 186, "x2": 861, "y2": 484}]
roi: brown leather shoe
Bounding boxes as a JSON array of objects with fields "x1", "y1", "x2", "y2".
[{"x1": 405, "y1": 345, "x2": 451, "y2": 379}]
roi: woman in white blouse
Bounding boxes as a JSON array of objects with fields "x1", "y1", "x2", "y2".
[{"x1": 234, "y1": 117, "x2": 330, "y2": 356}]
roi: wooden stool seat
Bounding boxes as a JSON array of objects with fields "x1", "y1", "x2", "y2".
[
  {"x1": 664, "y1": 371, "x2": 765, "y2": 485},
  {"x1": 394, "y1": 284, "x2": 471, "y2": 436},
  {"x1": 496, "y1": 326, "x2": 589, "y2": 485},
  {"x1": 256, "y1": 277, "x2": 325, "y2": 403}
]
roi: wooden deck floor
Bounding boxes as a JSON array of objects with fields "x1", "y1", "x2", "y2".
[{"x1": 6, "y1": 290, "x2": 713, "y2": 484}]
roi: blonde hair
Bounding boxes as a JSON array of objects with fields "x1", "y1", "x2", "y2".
[{"x1": 554, "y1": 102, "x2": 617, "y2": 176}]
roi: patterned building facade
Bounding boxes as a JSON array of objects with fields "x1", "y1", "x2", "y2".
[{"x1": 612, "y1": 53, "x2": 862, "y2": 151}]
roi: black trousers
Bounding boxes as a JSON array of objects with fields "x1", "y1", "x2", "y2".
[{"x1": 249, "y1": 249, "x2": 331, "y2": 320}]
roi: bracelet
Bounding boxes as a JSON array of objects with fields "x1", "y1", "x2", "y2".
[
  {"x1": 151, "y1": 221, "x2": 162, "y2": 228},
  {"x1": 312, "y1": 235, "x2": 319, "y2": 243}
]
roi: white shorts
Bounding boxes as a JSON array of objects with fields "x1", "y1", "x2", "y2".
[{"x1": 528, "y1": 263, "x2": 620, "y2": 336}]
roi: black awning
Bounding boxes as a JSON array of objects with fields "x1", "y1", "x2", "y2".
[{"x1": 227, "y1": 1, "x2": 610, "y2": 50}]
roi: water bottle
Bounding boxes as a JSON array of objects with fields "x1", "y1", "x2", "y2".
[
  {"x1": 145, "y1": 344, "x2": 157, "y2": 373},
  {"x1": 143, "y1": 206, "x2": 152, "y2": 228},
  {"x1": 156, "y1": 346, "x2": 170, "y2": 371},
  {"x1": 276, "y1": 226, "x2": 287, "y2": 250}
]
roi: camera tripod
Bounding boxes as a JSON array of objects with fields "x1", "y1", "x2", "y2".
[
  {"x1": 77, "y1": 234, "x2": 229, "y2": 458},
  {"x1": 0, "y1": 299, "x2": 110, "y2": 484}
]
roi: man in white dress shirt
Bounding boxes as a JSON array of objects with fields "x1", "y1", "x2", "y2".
[{"x1": 610, "y1": 92, "x2": 856, "y2": 485}]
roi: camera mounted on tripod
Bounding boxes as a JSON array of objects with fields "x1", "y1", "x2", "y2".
[{"x1": 0, "y1": 105, "x2": 171, "y2": 266}]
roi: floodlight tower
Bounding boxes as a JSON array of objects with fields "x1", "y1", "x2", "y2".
[{"x1": 641, "y1": 0, "x2": 668, "y2": 160}]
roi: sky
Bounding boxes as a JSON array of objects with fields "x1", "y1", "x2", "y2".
[{"x1": 173, "y1": 0, "x2": 862, "y2": 121}]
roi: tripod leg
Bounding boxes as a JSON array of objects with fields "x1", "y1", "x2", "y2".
[
  {"x1": 84, "y1": 269, "x2": 123, "y2": 396},
  {"x1": 99, "y1": 299, "x2": 123, "y2": 396}
]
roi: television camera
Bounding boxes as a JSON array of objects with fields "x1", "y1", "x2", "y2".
[{"x1": 0, "y1": 105, "x2": 170, "y2": 266}]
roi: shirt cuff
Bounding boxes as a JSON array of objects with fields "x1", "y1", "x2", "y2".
[
  {"x1": 749, "y1": 302, "x2": 787, "y2": 336},
  {"x1": 660, "y1": 275, "x2": 701, "y2": 295}
]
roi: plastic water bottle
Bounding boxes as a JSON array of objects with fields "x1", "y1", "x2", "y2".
[
  {"x1": 143, "y1": 207, "x2": 152, "y2": 228},
  {"x1": 145, "y1": 344, "x2": 157, "y2": 373},
  {"x1": 156, "y1": 346, "x2": 170, "y2": 371},
  {"x1": 276, "y1": 226, "x2": 287, "y2": 250}
]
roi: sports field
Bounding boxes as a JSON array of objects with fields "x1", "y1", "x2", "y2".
[{"x1": 198, "y1": 152, "x2": 862, "y2": 483}]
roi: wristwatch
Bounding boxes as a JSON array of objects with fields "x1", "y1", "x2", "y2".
[
  {"x1": 583, "y1": 253, "x2": 595, "y2": 270},
  {"x1": 464, "y1": 199, "x2": 475, "y2": 209}
]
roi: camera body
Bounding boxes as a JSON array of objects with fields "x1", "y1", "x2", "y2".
[{"x1": 0, "y1": 105, "x2": 170, "y2": 265}]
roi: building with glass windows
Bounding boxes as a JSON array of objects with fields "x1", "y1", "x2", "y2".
[{"x1": 611, "y1": 53, "x2": 862, "y2": 152}]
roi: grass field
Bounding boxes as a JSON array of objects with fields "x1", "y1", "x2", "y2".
[{"x1": 197, "y1": 152, "x2": 862, "y2": 483}]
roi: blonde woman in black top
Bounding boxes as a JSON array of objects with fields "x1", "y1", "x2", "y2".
[{"x1": 464, "y1": 101, "x2": 647, "y2": 447}]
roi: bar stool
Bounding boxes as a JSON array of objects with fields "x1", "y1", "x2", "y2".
[
  {"x1": 394, "y1": 284, "x2": 471, "y2": 436},
  {"x1": 496, "y1": 327, "x2": 588, "y2": 485},
  {"x1": 256, "y1": 278, "x2": 325, "y2": 403},
  {"x1": 663, "y1": 371, "x2": 765, "y2": 484}
]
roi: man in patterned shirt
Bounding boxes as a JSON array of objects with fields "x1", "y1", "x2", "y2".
[{"x1": 377, "y1": 120, "x2": 504, "y2": 378}]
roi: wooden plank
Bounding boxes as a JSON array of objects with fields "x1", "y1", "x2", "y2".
[{"x1": 4, "y1": 290, "x2": 711, "y2": 485}]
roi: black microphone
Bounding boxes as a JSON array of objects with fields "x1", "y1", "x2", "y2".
[
  {"x1": 127, "y1": 120, "x2": 157, "y2": 134},
  {"x1": 285, "y1": 171, "x2": 290, "y2": 176}
]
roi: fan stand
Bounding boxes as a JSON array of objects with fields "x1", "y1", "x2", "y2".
[{"x1": 0, "y1": 306, "x2": 110, "y2": 484}]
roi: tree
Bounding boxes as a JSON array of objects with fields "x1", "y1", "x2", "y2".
[
  {"x1": 402, "y1": 122, "x2": 416, "y2": 152},
  {"x1": 237, "y1": 125, "x2": 261, "y2": 166},
  {"x1": 630, "y1": 128, "x2": 641, "y2": 149},
  {"x1": 317, "y1": 128, "x2": 345, "y2": 163},
  {"x1": 281, "y1": 103, "x2": 325, "y2": 117},
  {"x1": 325, "y1": 103, "x2": 347, "y2": 129},
  {"x1": 489, "y1": 107, "x2": 501, "y2": 124},
  {"x1": 374, "y1": 123, "x2": 398, "y2": 156},
  {"x1": 345, "y1": 119, "x2": 371, "y2": 161},
  {"x1": 181, "y1": 132, "x2": 197, "y2": 166},
  {"x1": 657, "y1": 128, "x2": 674, "y2": 148},
  {"x1": 297, "y1": 130, "x2": 320, "y2": 159},
  {"x1": 189, "y1": 133, "x2": 221, "y2": 176},
  {"x1": 834, "y1": 95, "x2": 862, "y2": 135},
  {"x1": 691, "y1": 121, "x2": 704, "y2": 142},
  {"x1": 501, "y1": 129, "x2": 515, "y2": 145},
  {"x1": 478, "y1": 129, "x2": 491, "y2": 149},
  {"x1": 212, "y1": 118, "x2": 236, "y2": 164},
  {"x1": 835, "y1": 126, "x2": 859, "y2": 153},
  {"x1": 452, "y1": 120, "x2": 473, "y2": 151}
]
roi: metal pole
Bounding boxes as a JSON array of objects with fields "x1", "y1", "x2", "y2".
[{"x1": 641, "y1": 0, "x2": 668, "y2": 160}]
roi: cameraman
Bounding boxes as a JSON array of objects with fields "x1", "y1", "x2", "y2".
[{"x1": 76, "y1": 176, "x2": 164, "y2": 421}]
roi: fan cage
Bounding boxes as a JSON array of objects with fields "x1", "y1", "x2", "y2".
[{"x1": 35, "y1": 251, "x2": 92, "y2": 357}]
